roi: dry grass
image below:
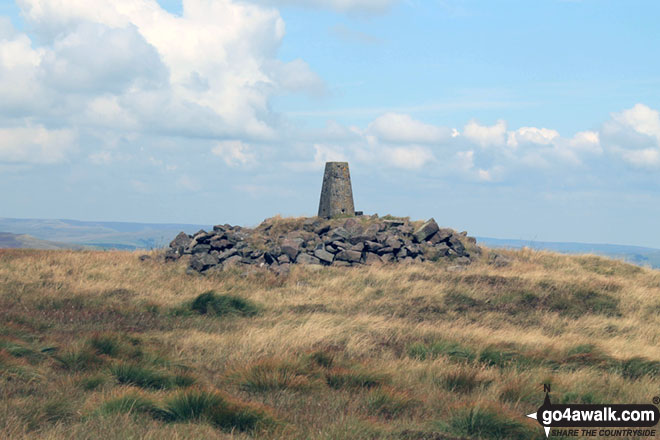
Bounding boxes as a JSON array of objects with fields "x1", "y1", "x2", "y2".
[{"x1": 0, "y1": 246, "x2": 659, "y2": 439}]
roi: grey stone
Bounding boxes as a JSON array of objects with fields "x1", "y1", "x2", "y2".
[
  {"x1": 335, "y1": 249, "x2": 362, "y2": 263},
  {"x1": 385, "y1": 236, "x2": 402, "y2": 250},
  {"x1": 281, "y1": 238, "x2": 301, "y2": 260},
  {"x1": 350, "y1": 242, "x2": 365, "y2": 252},
  {"x1": 170, "y1": 232, "x2": 192, "y2": 249},
  {"x1": 314, "y1": 248, "x2": 334, "y2": 263},
  {"x1": 296, "y1": 253, "x2": 321, "y2": 265},
  {"x1": 376, "y1": 246, "x2": 394, "y2": 256},
  {"x1": 190, "y1": 253, "x2": 219, "y2": 272},
  {"x1": 223, "y1": 255, "x2": 243, "y2": 267},
  {"x1": 333, "y1": 261, "x2": 351, "y2": 267},
  {"x1": 191, "y1": 244, "x2": 211, "y2": 254},
  {"x1": 218, "y1": 248, "x2": 238, "y2": 261},
  {"x1": 413, "y1": 218, "x2": 440, "y2": 243},
  {"x1": 380, "y1": 253, "x2": 394, "y2": 263},
  {"x1": 210, "y1": 238, "x2": 231, "y2": 250},
  {"x1": 329, "y1": 227, "x2": 350, "y2": 241},
  {"x1": 364, "y1": 252, "x2": 382, "y2": 265},
  {"x1": 278, "y1": 254, "x2": 291, "y2": 264},
  {"x1": 383, "y1": 219, "x2": 404, "y2": 227},
  {"x1": 429, "y1": 228, "x2": 453, "y2": 244},
  {"x1": 365, "y1": 241, "x2": 383, "y2": 252},
  {"x1": 447, "y1": 235, "x2": 466, "y2": 255}
]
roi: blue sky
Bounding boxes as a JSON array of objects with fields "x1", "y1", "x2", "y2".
[{"x1": 1, "y1": 0, "x2": 660, "y2": 247}]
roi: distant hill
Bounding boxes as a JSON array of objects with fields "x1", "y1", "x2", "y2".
[
  {"x1": 477, "y1": 237, "x2": 660, "y2": 269},
  {"x1": 0, "y1": 232, "x2": 86, "y2": 250},
  {"x1": 0, "y1": 218, "x2": 209, "y2": 250}
]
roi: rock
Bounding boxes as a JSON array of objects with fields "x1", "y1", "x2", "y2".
[
  {"x1": 138, "y1": 254, "x2": 151, "y2": 261},
  {"x1": 447, "y1": 235, "x2": 466, "y2": 255},
  {"x1": 223, "y1": 255, "x2": 243, "y2": 267},
  {"x1": 281, "y1": 239, "x2": 301, "y2": 260},
  {"x1": 380, "y1": 253, "x2": 394, "y2": 263},
  {"x1": 303, "y1": 217, "x2": 321, "y2": 232},
  {"x1": 454, "y1": 256, "x2": 471, "y2": 265},
  {"x1": 217, "y1": 248, "x2": 238, "y2": 262},
  {"x1": 383, "y1": 219, "x2": 405, "y2": 227},
  {"x1": 296, "y1": 253, "x2": 321, "y2": 265},
  {"x1": 331, "y1": 240, "x2": 349, "y2": 250},
  {"x1": 350, "y1": 242, "x2": 365, "y2": 252},
  {"x1": 335, "y1": 249, "x2": 362, "y2": 263},
  {"x1": 329, "y1": 227, "x2": 350, "y2": 241},
  {"x1": 365, "y1": 241, "x2": 383, "y2": 252},
  {"x1": 191, "y1": 244, "x2": 211, "y2": 254},
  {"x1": 376, "y1": 246, "x2": 394, "y2": 256},
  {"x1": 170, "y1": 232, "x2": 192, "y2": 249},
  {"x1": 413, "y1": 218, "x2": 440, "y2": 243},
  {"x1": 488, "y1": 252, "x2": 511, "y2": 267},
  {"x1": 315, "y1": 223, "x2": 332, "y2": 235},
  {"x1": 429, "y1": 228, "x2": 453, "y2": 244},
  {"x1": 325, "y1": 245, "x2": 340, "y2": 254},
  {"x1": 190, "y1": 253, "x2": 219, "y2": 272},
  {"x1": 272, "y1": 263, "x2": 291, "y2": 276},
  {"x1": 332, "y1": 261, "x2": 351, "y2": 267},
  {"x1": 210, "y1": 238, "x2": 231, "y2": 250},
  {"x1": 193, "y1": 231, "x2": 214, "y2": 244},
  {"x1": 364, "y1": 252, "x2": 382, "y2": 265},
  {"x1": 314, "y1": 248, "x2": 334, "y2": 264},
  {"x1": 384, "y1": 236, "x2": 402, "y2": 250},
  {"x1": 278, "y1": 254, "x2": 291, "y2": 264},
  {"x1": 343, "y1": 218, "x2": 359, "y2": 230}
]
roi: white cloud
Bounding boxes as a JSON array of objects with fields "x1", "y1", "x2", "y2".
[
  {"x1": 3, "y1": 0, "x2": 324, "y2": 146},
  {"x1": 382, "y1": 145, "x2": 433, "y2": 169},
  {"x1": 368, "y1": 113, "x2": 451, "y2": 144},
  {"x1": 212, "y1": 140, "x2": 257, "y2": 167},
  {"x1": 507, "y1": 126, "x2": 559, "y2": 148},
  {"x1": 601, "y1": 103, "x2": 660, "y2": 169},
  {"x1": 251, "y1": 0, "x2": 397, "y2": 14},
  {"x1": 463, "y1": 119, "x2": 507, "y2": 147},
  {"x1": 0, "y1": 124, "x2": 77, "y2": 163}
]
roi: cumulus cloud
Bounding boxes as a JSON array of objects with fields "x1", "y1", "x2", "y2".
[
  {"x1": 382, "y1": 145, "x2": 433, "y2": 169},
  {"x1": 0, "y1": 0, "x2": 325, "y2": 161},
  {"x1": 367, "y1": 113, "x2": 451, "y2": 144},
  {"x1": 251, "y1": 0, "x2": 397, "y2": 14},
  {"x1": 212, "y1": 140, "x2": 257, "y2": 167},
  {"x1": 507, "y1": 126, "x2": 559, "y2": 148},
  {"x1": 463, "y1": 119, "x2": 507, "y2": 147},
  {"x1": 601, "y1": 103, "x2": 660, "y2": 168},
  {"x1": 0, "y1": 124, "x2": 77, "y2": 163}
]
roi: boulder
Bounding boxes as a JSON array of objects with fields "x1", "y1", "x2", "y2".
[
  {"x1": 364, "y1": 252, "x2": 382, "y2": 265},
  {"x1": 170, "y1": 232, "x2": 192, "y2": 249},
  {"x1": 413, "y1": 218, "x2": 439, "y2": 243},
  {"x1": 281, "y1": 238, "x2": 301, "y2": 260},
  {"x1": 384, "y1": 236, "x2": 402, "y2": 250},
  {"x1": 429, "y1": 228, "x2": 453, "y2": 244},
  {"x1": 296, "y1": 253, "x2": 321, "y2": 265},
  {"x1": 191, "y1": 244, "x2": 211, "y2": 254},
  {"x1": 329, "y1": 227, "x2": 350, "y2": 241},
  {"x1": 190, "y1": 253, "x2": 219, "y2": 272},
  {"x1": 210, "y1": 238, "x2": 231, "y2": 250},
  {"x1": 217, "y1": 248, "x2": 238, "y2": 262},
  {"x1": 314, "y1": 248, "x2": 334, "y2": 264},
  {"x1": 335, "y1": 249, "x2": 362, "y2": 263}
]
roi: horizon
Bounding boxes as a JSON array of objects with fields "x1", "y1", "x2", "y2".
[{"x1": 2, "y1": 1, "x2": 660, "y2": 248}]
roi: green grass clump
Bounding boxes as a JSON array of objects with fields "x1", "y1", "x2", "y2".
[
  {"x1": 366, "y1": 388, "x2": 418, "y2": 418},
  {"x1": 407, "y1": 340, "x2": 476, "y2": 362},
  {"x1": 440, "y1": 368, "x2": 491, "y2": 393},
  {"x1": 238, "y1": 359, "x2": 313, "y2": 392},
  {"x1": 325, "y1": 367, "x2": 388, "y2": 390},
  {"x1": 190, "y1": 291, "x2": 259, "y2": 317},
  {"x1": 110, "y1": 363, "x2": 172, "y2": 389},
  {"x1": 614, "y1": 357, "x2": 660, "y2": 379},
  {"x1": 163, "y1": 389, "x2": 272, "y2": 432},
  {"x1": 81, "y1": 374, "x2": 107, "y2": 391},
  {"x1": 99, "y1": 394, "x2": 160, "y2": 416},
  {"x1": 55, "y1": 347, "x2": 104, "y2": 372},
  {"x1": 88, "y1": 334, "x2": 123, "y2": 357},
  {"x1": 447, "y1": 406, "x2": 539, "y2": 440}
]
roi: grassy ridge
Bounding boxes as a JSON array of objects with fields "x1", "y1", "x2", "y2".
[{"x1": 0, "y1": 247, "x2": 659, "y2": 439}]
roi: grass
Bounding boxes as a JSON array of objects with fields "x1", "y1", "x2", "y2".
[
  {"x1": 0, "y1": 244, "x2": 658, "y2": 439},
  {"x1": 189, "y1": 291, "x2": 260, "y2": 317}
]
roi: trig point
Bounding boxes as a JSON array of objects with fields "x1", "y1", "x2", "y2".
[{"x1": 318, "y1": 162, "x2": 355, "y2": 218}]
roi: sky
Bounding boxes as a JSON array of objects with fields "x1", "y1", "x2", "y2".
[{"x1": 1, "y1": 0, "x2": 660, "y2": 247}]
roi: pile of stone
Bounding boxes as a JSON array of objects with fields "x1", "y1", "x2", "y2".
[{"x1": 165, "y1": 216, "x2": 480, "y2": 274}]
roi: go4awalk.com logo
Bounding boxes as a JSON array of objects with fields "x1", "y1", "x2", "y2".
[{"x1": 526, "y1": 385, "x2": 660, "y2": 438}]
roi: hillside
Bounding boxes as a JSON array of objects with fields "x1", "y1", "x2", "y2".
[
  {"x1": 0, "y1": 247, "x2": 659, "y2": 439},
  {"x1": 0, "y1": 232, "x2": 85, "y2": 250}
]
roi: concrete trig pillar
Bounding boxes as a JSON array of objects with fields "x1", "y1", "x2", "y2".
[{"x1": 318, "y1": 162, "x2": 355, "y2": 218}]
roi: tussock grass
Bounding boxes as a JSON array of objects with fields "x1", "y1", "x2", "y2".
[
  {"x1": 189, "y1": 291, "x2": 260, "y2": 317},
  {"x1": 0, "y1": 246, "x2": 658, "y2": 439}
]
